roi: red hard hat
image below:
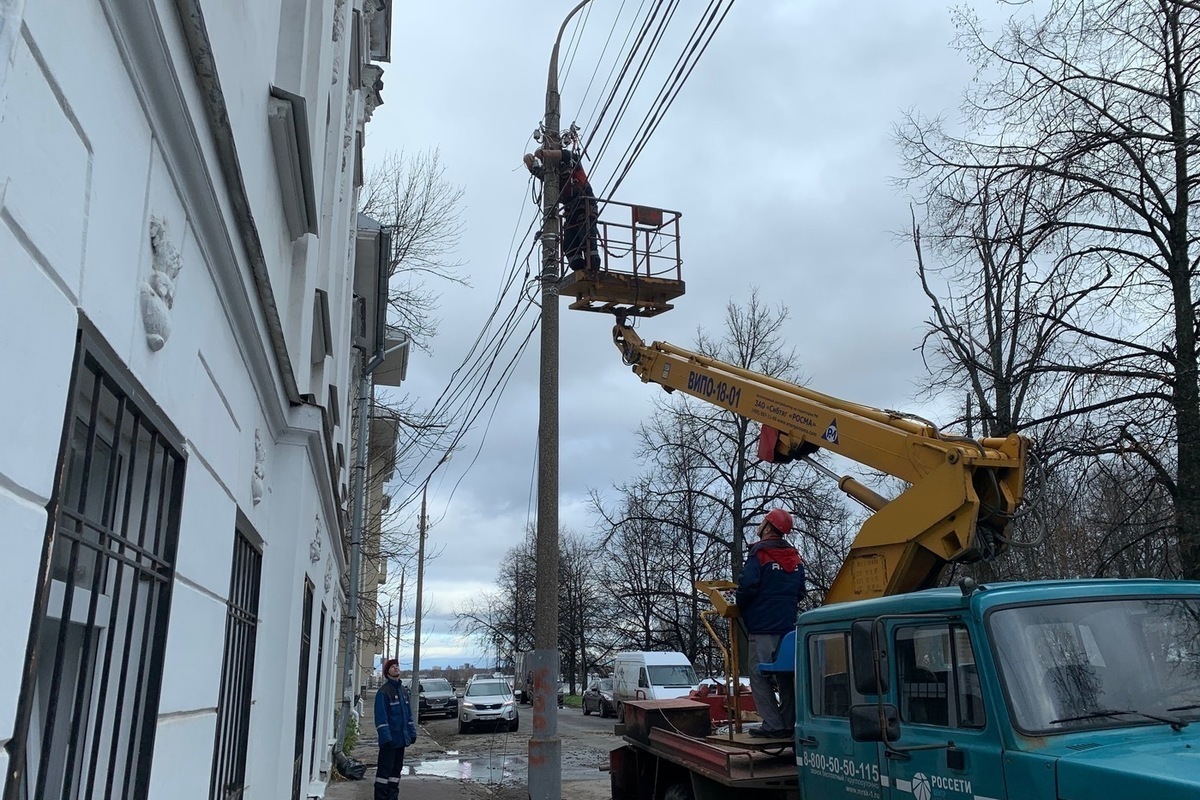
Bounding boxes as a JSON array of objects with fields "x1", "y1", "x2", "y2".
[{"x1": 764, "y1": 508, "x2": 794, "y2": 535}]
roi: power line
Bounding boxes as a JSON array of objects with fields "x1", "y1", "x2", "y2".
[
  {"x1": 606, "y1": 0, "x2": 736, "y2": 196},
  {"x1": 586, "y1": 0, "x2": 679, "y2": 177}
]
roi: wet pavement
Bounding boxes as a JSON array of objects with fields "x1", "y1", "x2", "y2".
[{"x1": 323, "y1": 709, "x2": 614, "y2": 800}]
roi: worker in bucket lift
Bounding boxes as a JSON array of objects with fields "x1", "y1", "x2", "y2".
[
  {"x1": 523, "y1": 146, "x2": 600, "y2": 272},
  {"x1": 736, "y1": 508, "x2": 805, "y2": 739}
]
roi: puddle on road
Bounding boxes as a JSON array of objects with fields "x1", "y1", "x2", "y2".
[
  {"x1": 406, "y1": 754, "x2": 526, "y2": 782},
  {"x1": 407, "y1": 754, "x2": 603, "y2": 783}
]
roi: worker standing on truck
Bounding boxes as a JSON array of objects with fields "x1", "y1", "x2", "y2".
[
  {"x1": 736, "y1": 509, "x2": 805, "y2": 738},
  {"x1": 523, "y1": 146, "x2": 600, "y2": 272}
]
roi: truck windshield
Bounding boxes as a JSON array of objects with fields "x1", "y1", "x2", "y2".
[
  {"x1": 647, "y1": 665, "x2": 699, "y2": 686},
  {"x1": 989, "y1": 597, "x2": 1200, "y2": 733}
]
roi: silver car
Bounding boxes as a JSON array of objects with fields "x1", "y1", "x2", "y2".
[{"x1": 458, "y1": 678, "x2": 519, "y2": 734}]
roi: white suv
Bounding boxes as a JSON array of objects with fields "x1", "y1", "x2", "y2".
[{"x1": 458, "y1": 678, "x2": 519, "y2": 733}]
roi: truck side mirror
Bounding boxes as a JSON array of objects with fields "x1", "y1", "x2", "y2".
[
  {"x1": 851, "y1": 619, "x2": 889, "y2": 695},
  {"x1": 848, "y1": 703, "x2": 900, "y2": 742}
]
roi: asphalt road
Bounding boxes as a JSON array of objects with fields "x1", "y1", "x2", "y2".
[{"x1": 412, "y1": 702, "x2": 621, "y2": 797}]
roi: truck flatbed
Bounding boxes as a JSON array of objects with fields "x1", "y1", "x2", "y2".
[{"x1": 610, "y1": 700, "x2": 799, "y2": 800}]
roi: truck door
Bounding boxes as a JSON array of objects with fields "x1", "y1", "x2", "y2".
[
  {"x1": 882, "y1": 622, "x2": 1004, "y2": 800},
  {"x1": 799, "y1": 630, "x2": 885, "y2": 800}
]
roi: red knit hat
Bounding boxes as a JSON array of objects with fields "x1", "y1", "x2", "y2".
[{"x1": 382, "y1": 658, "x2": 398, "y2": 677}]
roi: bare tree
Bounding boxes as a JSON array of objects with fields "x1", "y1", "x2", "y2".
[
  {"x1": 592, "y1": 292, "x2": 854, "y2": 665},
  {"x1": 898, "y1": 0, "x2": 1200, "y2": 578},
  {"x1": 360, "y1": 148, "x2": 467, "y2": 353},
  {"x1": 360, "y1": 149, "x2": 468, "y2": 628},
  {"x1": 455, "y1": 524, "x2": 610, "y2": 684}
]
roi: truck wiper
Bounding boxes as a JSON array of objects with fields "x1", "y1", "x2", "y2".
[
  {"x1": 1166, "y1": 703, "x2": 1200, "y2": 713},
  {"x1": 1049, "y1": 708, "x2": 1188, "y2": 731}
]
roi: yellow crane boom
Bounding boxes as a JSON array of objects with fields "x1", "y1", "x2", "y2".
[{"x1": 613, "y1": 321, "x2": 1029, "y2": 604}]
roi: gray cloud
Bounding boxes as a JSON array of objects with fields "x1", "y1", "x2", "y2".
[{"x1": 371, "y1": 0, "x2": 1001, "y2": 666}]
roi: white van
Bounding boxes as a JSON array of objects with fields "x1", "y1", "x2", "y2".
[{"x1": 611, "y1": 651, "x2": 699, "y2": 720}]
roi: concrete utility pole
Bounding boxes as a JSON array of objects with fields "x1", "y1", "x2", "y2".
[
  {"x1": 385, "y1": 600, "x2": 393, "y2": 664},
  {"x1": 531, "y1": 3, "x2": 595, "y2": 798},
  {"x1": 409, "y1": 485, "x2": 428, "y2": 702},
  {"x1": 394, "y1": 570, "x2": 405, "y2": 663}
]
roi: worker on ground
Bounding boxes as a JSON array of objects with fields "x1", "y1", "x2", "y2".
[
  {"x1": 736, "y1": 508, "x2": 805, "y2": 738},
  {"x1": 523, "y1": 146, "x2": 600, "y2": 272},
  {"x1": 373, "y1": 658, "x2": 417, "y2": 800}
]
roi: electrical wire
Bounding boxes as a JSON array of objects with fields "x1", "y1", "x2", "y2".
[
  {"x1": 586, "y1": 0, "x2": 680, "y2": 177},
  {"x1": 572, "y1": 0, "x2": 637, "y2": 127},
  {"x1": 389, "y1": 1, "x2": 738, "y2": 520},
  {"x1": 605, "y1": 0, "x2": 736, "y2": 197},
  {"x1": 559, "y1": 0, "x2": 595, "y2": 93}
]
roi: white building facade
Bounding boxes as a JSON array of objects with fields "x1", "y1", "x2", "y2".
[{"x1": 0, "y1": 0, "x2": 393, "y2": 798}]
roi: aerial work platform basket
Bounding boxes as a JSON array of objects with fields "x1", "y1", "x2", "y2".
[{"x1": 560, "y1": 200, "x2": 685, "y2": 318}]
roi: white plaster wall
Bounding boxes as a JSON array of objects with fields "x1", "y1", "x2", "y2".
[
  {"x1": 0, "y1": 14, "x2": 100, "y2": 750},
  {"x1": 0, "y1": 496, "x2": 49, "y2": 740},
  {"x1": 147, "y1": 712, "x2": 218, "y2": 800},
  {"x1": 0, "y1": 214, "x2": 78, "y2": 499},
  {"x1": 157, "y1": 583, "x2": 228, "y2": 716},
  {"x1": 1, "y1": 1, "x2": 363, "y2": 796},
  {"x1": 189, "y1": 0, "x2": 296, "y2": 304},
  {"x1": 174, "y1": 454, "x2": 239, "y2": 597},
  {"x1": 244, "y1": 442, "x2": 321, "y2": 794}
]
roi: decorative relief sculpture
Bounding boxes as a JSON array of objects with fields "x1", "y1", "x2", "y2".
[
  {"x1": 340, "y1": 94, "x2": 356, "y2": 175},
  {"x1": 332, "y1": 0, "x2": 345, "y2": 41},
  {"x1": 310, "y1": 515, "x2": 322, "y2": 563},
  {"x1": 251, "y1": 430, "x2": 266, "y2": 505},
  {"x1": 361, "y1": 64, "x2": 384, "y2": 122},
  {"x1": 324, "y1": 556, "x2": 333, "y2": 593},
  {"x1": 331, "y1": 0, "x2": 346, "y2": 85},
  {"x1": 141, "y1": 217, "x2": 182, "y2": 351}
]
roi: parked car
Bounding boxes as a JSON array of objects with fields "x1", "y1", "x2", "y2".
[
  {"x1": 458, "y1": 678, "x2": 519, "y2": 734},
  {"x1": 416, "y1": 677, "x2": 457, "y2": 720},
  {"x1": 582, "y1": 678, "x2": 615, "y2": 717}
]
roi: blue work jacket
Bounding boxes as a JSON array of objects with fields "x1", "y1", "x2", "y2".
[
  {"x1": 736, "y1": 538, "x2": 805, "y2": 634},
  {"x1": 374, "y1": 679, "x2": 417, "y2": 747}
]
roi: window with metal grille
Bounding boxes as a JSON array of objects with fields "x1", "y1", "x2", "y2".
[
  {"x1": 291, "y1": 579, "x2": 314, "y2": 800},
  {"x1": 5, "y1": 329, "x2": 186, "y2": 800},
  {"x1": 896, "y1": 624, "x2": 985, "y2": 729},
  {"x1": 209, "y1": 530, "x2": 262, "y2": 800},
  {"x1": 309, "y1": 604, "x2": 326, "y2": 779}
]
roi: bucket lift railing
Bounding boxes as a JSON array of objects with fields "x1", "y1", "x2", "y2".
[
  {"x1": 593, "y1": 199, "x2": 683, "y2": 282},
  {"x1": 560, "y1": 199, "x2": 686, "y2": 317}
]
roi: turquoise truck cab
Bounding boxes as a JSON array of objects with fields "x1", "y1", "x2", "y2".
[{"x1": 797, "y1": 579, "x2": 1200, "y2": 800}]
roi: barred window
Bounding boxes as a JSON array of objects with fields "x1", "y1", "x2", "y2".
[
  {"x1": 292, "y1": 579, "x2": 315, "y2": 800},
  {"x1": 896, "y1": 625, "x2": 985, "y2": 729},
  {"x1": 309, "y1": 604, "x2": 326, "y2": 780},
  {"x1": 10, "y1": 331, "x2": 186, "y2": 800},
  {"x1": 210, "y1": 530, "x2": 262, "y2": 800}
]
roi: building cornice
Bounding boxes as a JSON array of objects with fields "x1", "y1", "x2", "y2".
[{"x1": 101, "y1": 0, "x2": 301, "y2": 435}]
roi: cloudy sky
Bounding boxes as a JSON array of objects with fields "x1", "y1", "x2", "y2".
[{"x1": 367, "y1": 0, "x2": 1013, "y2": 668}]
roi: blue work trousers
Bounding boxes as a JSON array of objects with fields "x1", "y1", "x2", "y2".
[{"x1": 374, "y1": 743, "x2": 405, "y2": 800}]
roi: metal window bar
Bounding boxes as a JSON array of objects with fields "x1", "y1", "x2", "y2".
[
  {"x1": 210, "y1": 531, "x2": 262, "y2": 800},
  {"x1": 292, "y1": 580, "x2": 315, "y2": 800},
  {"x1": 309, "y1": 604, "x2": 326, "y2": 778},
  {"x1": 5, "y1": 333, "x2": 185, "y2": 800}
]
